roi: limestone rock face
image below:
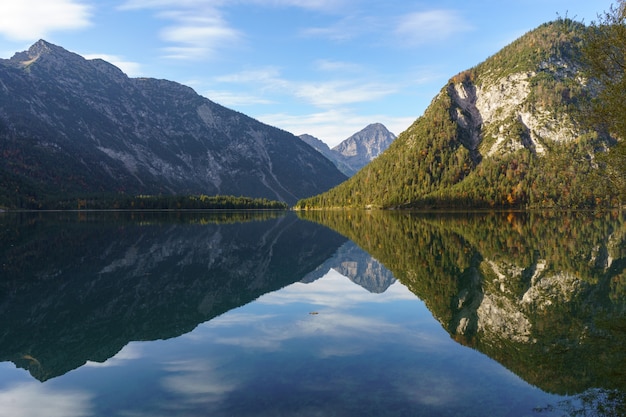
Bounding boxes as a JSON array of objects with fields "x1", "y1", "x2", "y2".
[
  {"x1": 300, "y1": 123, "x2": 396, "y2": 177},
  {"x1": 449, "y1": 57, "x2": 585, "y2": 159}
]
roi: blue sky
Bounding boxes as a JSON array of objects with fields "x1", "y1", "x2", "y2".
[{"x1": 0, "y1": 0, "x2": 615, "y2": 147}]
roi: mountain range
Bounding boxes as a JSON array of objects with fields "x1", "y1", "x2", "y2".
[
  {"x1": 0, "y1": 40, "x2": 346, "y2": 208},
  {"x1": 299, "y1": 123, "x2": 396, "y2": 177},
  {"x1": 298, "y1": 20, "x2": 621, "y2": 209},
  {"x1": 2, "y1": 20, "x2": 622, "y2": 211}
]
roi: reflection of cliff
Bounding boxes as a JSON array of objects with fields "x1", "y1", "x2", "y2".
[
  {"x1": 300, "y1": 210, "x2": 626, "y2": 395},
  {"x1": 0, "y1": 212, "x2": 346, "y2": 381},
  {"x1": 301, "y1": 241, "x2": 396, "y2": 293}
]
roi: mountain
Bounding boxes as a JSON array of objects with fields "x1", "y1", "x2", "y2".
[
  {"x1": 298, "y1": 133, "x2": 353, "y2": 176},
  {"x1": 0, "y1": 40, "x2": 347, "y2": 208},
  {"x1": 333, "y1": 123, "x2": 397, "y2": 175},
  {"x1": 297, "y1": 20, "x2": 620, "y2": 209},
  {"x1": 300, "y1": 240, "x2": 396, "y2": 293},
  {"x1": 299, "y1": 123, "x2": 396, "y2": 177}
]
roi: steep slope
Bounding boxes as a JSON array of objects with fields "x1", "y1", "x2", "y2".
[
  {"x1": 299, "y1": 133, "x2": 354, "y2": 176},
  {"x1": 299, "y1": 123, "x2": 396, "y2": 177},
  {"x1": 0, "y1": 40, "x2": 347, "y2": 207},
  {"x1": 297, "y1": 20, "x2": 619, "y2": 209},
  {"x1": 332, "y1": 123, "x2": 397, "y2": 175}
]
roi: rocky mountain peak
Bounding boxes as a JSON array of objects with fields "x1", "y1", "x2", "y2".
[
  {"x1": 333, "y1": 123, "x2": 396, "y2": 158},
  {"x1": 331, "y1": 123, "x2": 397, "y2": 175},
  {"x1": 26, "y1": 39, "x2": 57, "y2": 56},
  {"x1": 299, "y1": 123, "x2": 396, "y2": 177},
  {"x1": 9, "y1": 39, "x2": 74, "y2": 67}
]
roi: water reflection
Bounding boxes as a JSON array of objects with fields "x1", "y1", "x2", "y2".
[
  {"x1": 302, "y1": 240, "x2": 396, "y2": 293},
  {"x1": 0, "y1": 382, "x2": 93, "y2": 417},
  {"x1": 301, "y1": 210, "x2": 626, "y2": 415},
  {"x1": 0, "y1": 211, "x2": 346, "y2": 381},
  {"x1": 0, "y1": 210, "x2": 624, "y2": 416}
]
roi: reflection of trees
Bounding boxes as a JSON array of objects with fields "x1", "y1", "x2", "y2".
[
  {"x1": 299, "y1": 210, "x2": 626, "y2": 397},
  {"x1": 535, "y1": 388, "x2": 626, "y2": 417}
]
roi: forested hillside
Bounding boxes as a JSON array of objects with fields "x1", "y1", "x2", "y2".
[{"x1": 297, "y1": 20, "x2": 620, "y2": 210}]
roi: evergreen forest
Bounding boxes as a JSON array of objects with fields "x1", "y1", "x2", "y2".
[{"x1": 297, "y1": 20, "x2": 622, "y2": 210}]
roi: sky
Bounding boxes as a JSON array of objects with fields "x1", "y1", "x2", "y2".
[{"x1": 0, "y1": 0, "x2": 616, "y2": 147}]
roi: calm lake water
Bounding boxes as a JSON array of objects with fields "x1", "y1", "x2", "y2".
[{"x1": 0, "y1": 210, "x2": 624, "y2": 417}]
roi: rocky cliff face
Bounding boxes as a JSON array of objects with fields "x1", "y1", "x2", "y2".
[
  {"x1": 0, "y1": 40, "x2": 346, "y2": 206},
  {"x1": 332, "y1": 123, "x2": 397, "y2": 175},
  {"x1": 448, "y1": 60, "x2": 582, "y2": 159},
  {"x1": 299, "y1": 123, "x2": 396, "y2": 177}
]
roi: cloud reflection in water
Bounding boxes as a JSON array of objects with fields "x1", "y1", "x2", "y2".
[
  {"x1": 0, "y1": 383, "x2": 93, "y2": 417},
  {"x1": 152, "y1": 269, "x2": 465, "y2": 414}
]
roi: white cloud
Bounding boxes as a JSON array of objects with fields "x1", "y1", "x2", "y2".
[
  {"x1": 159, "y1": 14, "x2": 241, "y2": 60},
  {"x1": 215, "y1": 67, "x2": 286, "y2": 86},
  {"x1": 257, "y1": 109, "x2": 412, "y2": 147},
  {"x1": 301, "y1": 14, "x2": 376, "y2": 42},
  {"x1": 395, "y1": 10, "x2": 473, "y2": 46},
  {"x1": 121, "y1": 0, "x2": 347, "y2": 12},
  {"x1": 247, "y1": 0, "x2": 349, "y2": 12},
  {"x1": 83, "y1": 53, "x2": 143, "y2": 77},
  {"x1": 294, "y1": 80, "x2": 396, "y2": 107},
  {"x1": 203, "y1": 90, "x2": 274, "y2": 106},
  {"x1": 314, "y1": 59, "x2": 363, "y2": 73},
  {"x1": 120, "y1": 0, "x2": 224, "y2": 9},
  {"x1": 119, "y1": 1, "x2": 242, "y2": 60},
  {"x1": 0, "y1": 383, "x2": 93, "y2": 417},
  {"x1": 0, "y1": 0, "x2": 91, "y2": 41},
  {"x1": 206, "y1": 307, "x2": 407, "y2": 352},
  {"x1": 163, "y1": 360, "x2": 238, "y2": 396},
  {"x1": 216, "y1": 67, "x2": 397, "y2": 107}
]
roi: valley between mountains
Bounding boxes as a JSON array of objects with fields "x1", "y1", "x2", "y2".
[{"x1": 0, "y1": 19, "x2": 623, "y2": 210}]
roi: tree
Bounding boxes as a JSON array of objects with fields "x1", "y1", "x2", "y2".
[{"x1": 582, "y1": 1, "x2": 626, "y2": 200}]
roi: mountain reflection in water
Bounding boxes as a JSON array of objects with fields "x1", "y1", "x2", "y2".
[
  {"x1": 0, "y1": 210, "x2": 624, "y2": 416},
  {"x1": 301, "y1": 210, "x2": 626, "y2": 414},
  {"x1": 0, "y1": 211, "x2": 346, "y2": 381}
]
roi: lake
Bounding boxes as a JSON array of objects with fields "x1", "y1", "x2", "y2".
[{"x1": 0, "y1": 210, "x2": 624, "y2": 417}]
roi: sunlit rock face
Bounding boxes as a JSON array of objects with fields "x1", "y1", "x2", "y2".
[
  {"x1": 300, "y1": 123, "x2": 396, "y2": 177},
  {"x1": 449, "y1": 59, "x2": 583, "y2": 160},
  {"x1": 467, "y1": 261, "x2": 585, "y2": 345},
  {"x1": 332, "y1": 123, "x2": 397, "y2": 175}
]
